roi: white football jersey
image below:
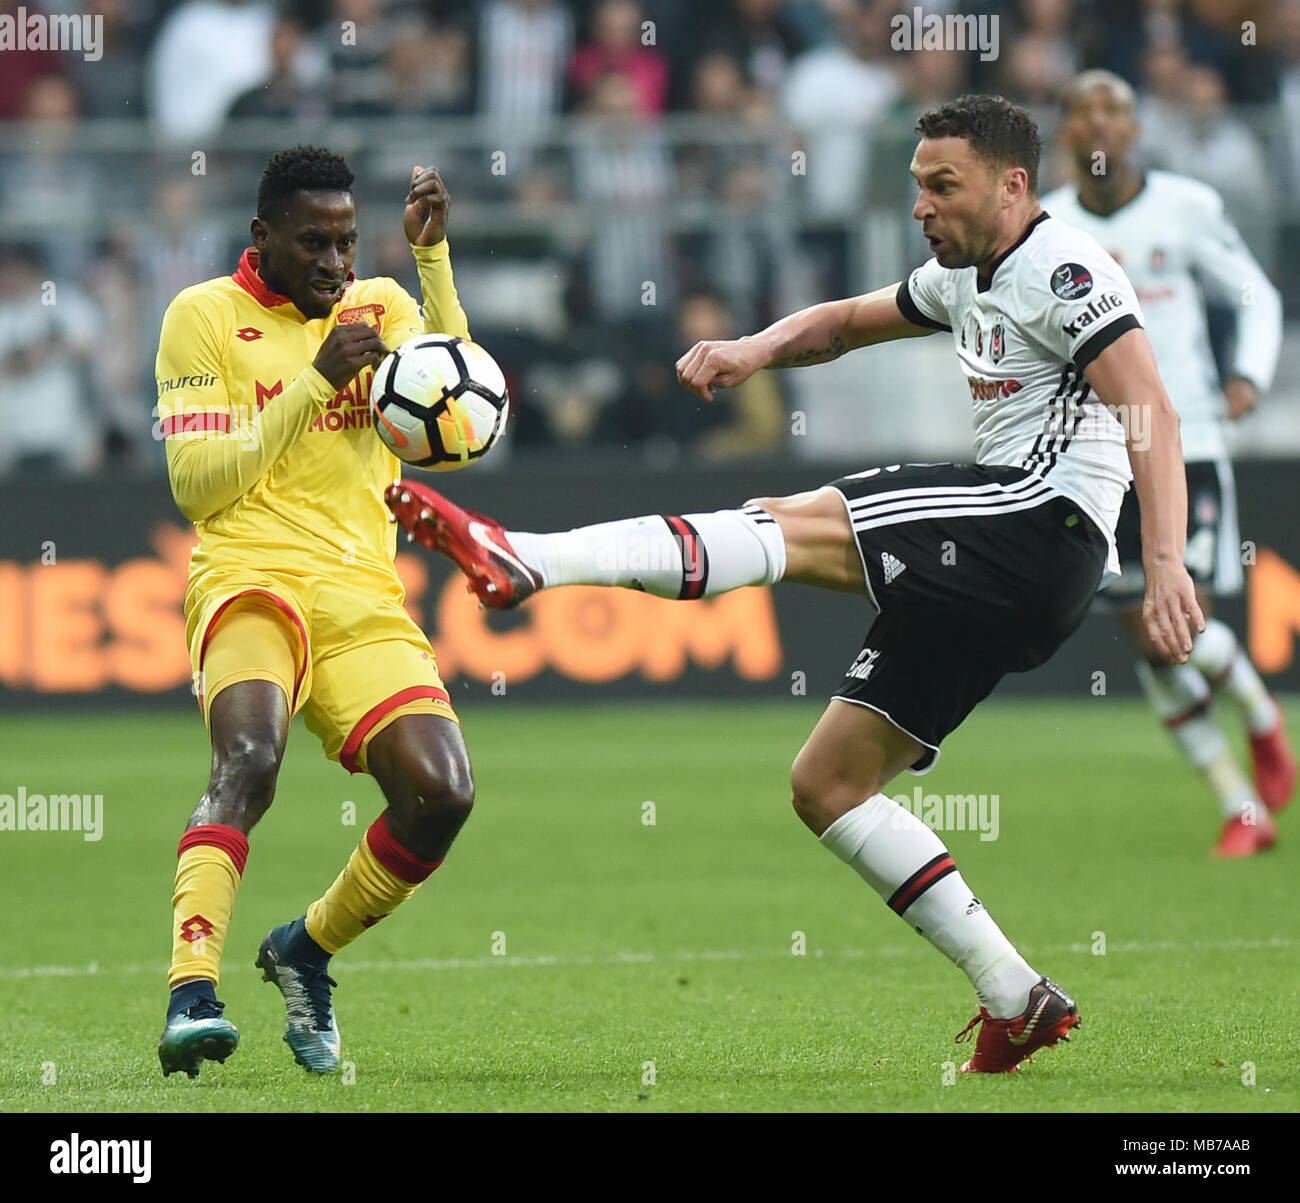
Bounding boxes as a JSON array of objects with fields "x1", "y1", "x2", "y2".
[
  {"x1": 898, "y1": 212, "x2": 1142, "y2": 578},
  {"x1": 1041, "y1": 171, "x2": 1282, "y2": 461}
]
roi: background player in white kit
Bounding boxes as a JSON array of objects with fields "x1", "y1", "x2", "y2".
[
  {"x1": 389, "y1": 96, "x2": 1204, "y2": 1073},
  {"x1": 1044, "y1": 71, "x2": 1296, "y2": 858}
]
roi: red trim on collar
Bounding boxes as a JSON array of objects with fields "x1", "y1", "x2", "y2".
[
  {"x1": 231, "y1": 248, "x2": 356, "y2": 311},
  {"x1": 233, "y1": 248, "x2": 293, "y2": 308}
]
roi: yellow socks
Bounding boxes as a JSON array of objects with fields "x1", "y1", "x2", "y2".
[
  {"x1": 167, "y1": 815, "x2": 438, "y2": 992},
  {"x1": 306, "y1": 814, "x2": 442, "y2": 955},
  {"x1": 168, "y1": 825, "x2": 249, "y2": 989}
]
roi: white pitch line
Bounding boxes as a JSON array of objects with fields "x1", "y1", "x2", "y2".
[{"x1": 0, "y1": 936, "x2": 1295, "y2": 981}]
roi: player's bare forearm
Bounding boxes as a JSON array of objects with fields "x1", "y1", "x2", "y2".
[
  {"x1": 1085, "y1": 327, "x2": 1203, "y2": 659},
  {"x1": 1128, "y1": 402, "x2": 1186, "y2": 564},
  {"x1": 1085, "y1": 330, "x2": 1185, "y2": 562},
  {"x1": 756, "y1": 302, "x2": 852, "y2": 369},
  {"x1": 755, "y1": 284, "x2": 932, "y2": 368},
  {"x1": 677, "y1": 285, "x2": 933, "y2": 401}
]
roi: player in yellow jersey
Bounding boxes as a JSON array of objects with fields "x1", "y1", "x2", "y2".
[{"x1": 156, "y1": 147, "x2": 475, "y2": 1078}]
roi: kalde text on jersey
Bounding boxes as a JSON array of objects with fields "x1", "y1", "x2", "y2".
[{"x1": 1061, "y1": 292, "x2": 1125, "y2": 338}]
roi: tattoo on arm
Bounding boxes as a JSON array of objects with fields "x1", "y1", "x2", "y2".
[{"x1": 769, "y1": 335, "x2": 845, "y2": 368}]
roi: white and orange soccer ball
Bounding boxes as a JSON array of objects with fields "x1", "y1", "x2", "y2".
[{"x1": 370, "y1": 334, "x2": 509, "y2": 470}]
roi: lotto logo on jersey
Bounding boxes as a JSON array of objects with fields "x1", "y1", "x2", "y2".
[{"x1": 1050, "y1": 262, "x2": 1093, "y2": 300}]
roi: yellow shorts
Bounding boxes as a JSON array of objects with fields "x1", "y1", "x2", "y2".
[{"x1": 187, "y1": 566, "x2": 457, "y2": 775}]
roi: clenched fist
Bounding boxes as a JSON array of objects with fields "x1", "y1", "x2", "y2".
[
  {"x1": 313, "y1": 322, "x2": 389, "y2": 391},
  {"x1": 405, "y1": 165, "x2": 451, "y2": 247}
]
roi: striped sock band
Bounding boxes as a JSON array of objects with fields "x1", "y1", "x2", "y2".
[
  {"x1": 886, "y1": 852, "x2": 958, "y2": 914},
  {"x1": 820, "y1": 795, "x2": 1038, "y2": 1018},
  {"x1": 168, "y1": 823, "x2": 249, "y2": 990},
  {"x1": 305, "y1": 813, "x2": 443, "y2": 955},
  {"x1": 661, "y1": 515, "x2": 709, "y2": 599}
]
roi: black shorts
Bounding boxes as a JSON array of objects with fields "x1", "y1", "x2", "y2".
[
  {"x1": 1098, "y1": 458, "x2": 1241, "y2": 604},
  {"x1": 828, "y1": 463, "x2": 1108, "y2": 773}
]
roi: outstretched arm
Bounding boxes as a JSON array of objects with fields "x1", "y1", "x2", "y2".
[
  {"x1": 406, "y1": 166, "x2": 471, "y2": 340},
  {"x1": 762, "y1": 283, "x2": 939, "y2": 364},
  {"x1": 1084, "y1": 327, "x2": 1204, "y2": 663},
  {"x1": 676, "y1": 283, "x2": 938, "y2": 401}
]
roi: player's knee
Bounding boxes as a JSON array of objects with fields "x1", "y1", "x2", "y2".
[
  {"x1": 212, "y1": 734, "x2": 281, "y2": 810},
  {"x1": 790, "y1": 756, "x2": 835, "y2": 831},
  {"x1": 790, "y1": 754, "x2": 881, "y2": 834},
  {"x1": 387, "y1": 751, "x2": 475, "y2": 832},
  {"x1": 425, "y1": 764, "x2": 475, "y2": 827}
]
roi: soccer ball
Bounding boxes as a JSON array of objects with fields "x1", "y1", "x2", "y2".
[{"x1": 370, "y1": 334, "x2": 509, "y2": 470}]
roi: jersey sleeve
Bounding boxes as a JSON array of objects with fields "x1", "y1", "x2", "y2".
[
  {"x1": 411, "y1": 240, "x2": 471, "y2": 340},
  {"x1": 895, "y1": 257, "x2": 954, "y2": 332},
  {"x1": 1022, "y1": 251, "x2": 1143, "y2": 370},
  {"x1": 378, "y1": 278, "x2": 425, "y2": 348},
  {"x1": 157, "y1": 295, "x2": 337, "y2": 523},
  {"x1": 1186, "y1": 189, "x2": 1282, "y2": 392}
]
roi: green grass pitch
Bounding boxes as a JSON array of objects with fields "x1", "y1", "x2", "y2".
[{"x1": 0, "y1": 698, "x2": 1296, "y2": 1113}]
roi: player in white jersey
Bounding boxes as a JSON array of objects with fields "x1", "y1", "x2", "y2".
[
  {"x1": 1043, "y1": 70, "x2": 1295, "y2": 858},
  {"x1": 388, "y1": 96, "x2": 1203, "y2": 1073}
]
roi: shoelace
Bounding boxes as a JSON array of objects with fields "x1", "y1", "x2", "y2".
[
  {"x1": 955, "y1": 1013, "x2": 984, "y2": 1043},
  {"x1": 186, "y1": 997, "x2": 226, "y2": 1021},
  {"x1": 301, "y1": 968, "x2": 339, "y2": 1032}
]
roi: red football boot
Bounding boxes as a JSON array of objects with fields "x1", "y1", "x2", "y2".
[
  {"x1": 1249, "y1": 699, "x2": 1295, "y2": 813},
  {"x1": 1211, "y1": 808, "x2": 1278, "y2": 859},
  {"x1": 385, "y1": 479, "x2": 541, "y2": 609},
  {"x1": 956, "y1": 977, "x2": 1080, "y2": 1074}
]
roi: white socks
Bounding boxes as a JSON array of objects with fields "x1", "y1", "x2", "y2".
[
  {"x1": 1135, "y1": 659, "x2": 1224, "y2": 771},
  {"x1": 506, "y1": 505, "x2": 787, "y2": 599},
  {"x1": 820, "y1": 795, "x2": 1039, "y2": 1019},
  {"x1": 1187, "y1": 618, "x2": 1277, "y2": 735},
  {"x1": 1135, "y1": 657, "x2": 1258, "y2": 820}
]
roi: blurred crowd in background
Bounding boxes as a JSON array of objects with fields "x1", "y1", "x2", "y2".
[{"x1": 2, "y1": 0, "x2": 1300, "y2": 474}]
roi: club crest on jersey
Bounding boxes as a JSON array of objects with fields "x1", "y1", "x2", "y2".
[
  {"x1": 1050, "y1": 262, "x2": 1093, "y2": 300},
  {"x1": 990, "y1": 318, "x2": 1005, "y2": 364},
  {"x1": 1150, "y1": 248, "x2": 1166, "y2": 270},
  {"x1": 338, "y1": 302, "x2": 385, "y2": 329},
  {"x1": 975, "y1": 324, "x2": 983, "y2": 356}
]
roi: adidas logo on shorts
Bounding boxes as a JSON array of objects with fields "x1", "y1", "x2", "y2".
[{"x1": 882, "y1": 552, "x2": 907, "y2": 584}]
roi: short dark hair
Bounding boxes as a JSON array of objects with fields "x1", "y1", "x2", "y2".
[
  {"x1": 256, "y1": 145, "x2": 354, "y2": 219},
  {"x1": 915, "y1": 94, "x2": 1042, "y2": 193}
]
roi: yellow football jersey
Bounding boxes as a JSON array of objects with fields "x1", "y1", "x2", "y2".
[{"x1": 156, "y1": 242, "x2": 470, "y2": 587}]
